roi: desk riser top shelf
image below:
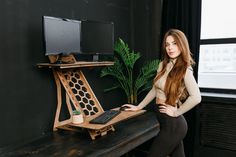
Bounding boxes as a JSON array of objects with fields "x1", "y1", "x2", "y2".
[{"x1": 37, "y1": 61, "x2": 114, "y2": 69}]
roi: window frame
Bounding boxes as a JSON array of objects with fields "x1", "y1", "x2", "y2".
[{"x1": 199, "y1": 38, "x2": 236, "y2": 94}]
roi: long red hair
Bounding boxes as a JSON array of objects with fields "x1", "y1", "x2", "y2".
[{"x1": 154, "y1": 29, "x2": 195, "y2": 106}]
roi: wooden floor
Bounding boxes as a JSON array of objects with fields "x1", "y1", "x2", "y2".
[{"x1": 1, "y1": 112, "x2": 159, "y2": 157}]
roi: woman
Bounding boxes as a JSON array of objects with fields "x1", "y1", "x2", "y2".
[{"x1": 122, "y1": 29, "x2": 201, "y2": 157}]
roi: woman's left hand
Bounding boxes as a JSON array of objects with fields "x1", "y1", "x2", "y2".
[{"x1": 159, "y1": 104, "x2": 178, "y2": 117}]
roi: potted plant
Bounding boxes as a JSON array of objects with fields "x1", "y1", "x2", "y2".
[
  {"x1": 101, "y1": 38, "x2": 159, "y2": 104},
  {"x1": 72, "y1": 110, "x2": 84, "y2": 124}
]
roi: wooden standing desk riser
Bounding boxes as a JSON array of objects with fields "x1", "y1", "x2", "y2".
[{"x1": 38, "y1": 58, "x2": 145, "y2": 140}]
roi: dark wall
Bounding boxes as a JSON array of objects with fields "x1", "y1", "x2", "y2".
[
  {"x1": 129, "y1": 0, "x2": 162, "y2": 106},
  {"x1": 0, "y1": 0, "x2": 132, "y2": 148},
  {"x1": 131, "y1": 0, "x2": 162, "y2": 61}
]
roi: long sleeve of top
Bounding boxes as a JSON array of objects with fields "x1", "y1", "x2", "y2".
[
  {"x1": 137, "y1": 62, "x2": 163, "y2": 109},
  {"x1": 138, "y1": 61, "x2": 201, "y2": 116},
  {"x1": 175, "y1": 67, "x2": 201, "y2": 116},
  {"x1": 138, "y1": 86, "x2": 156, "y2": 109}
]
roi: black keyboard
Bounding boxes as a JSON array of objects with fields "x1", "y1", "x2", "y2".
[{"x1": 89, "y1": 110, "x2": 121, "y2": 124}]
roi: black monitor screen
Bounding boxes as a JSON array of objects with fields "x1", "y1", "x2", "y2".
[
  {"x1": 81, "y1": 21, "x2": 114, "y2": 54},
  {"x1": 43, "y1": 16, "x2": 81, "y2": 56}
]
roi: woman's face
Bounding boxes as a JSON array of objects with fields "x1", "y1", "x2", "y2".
[{"x1": 165, "y1": 35, "x2": 181, "y2": 59}]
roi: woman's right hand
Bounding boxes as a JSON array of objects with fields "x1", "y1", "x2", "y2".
[{"x1": 121, "y1": 104, "x2": 141, "y2": 111}]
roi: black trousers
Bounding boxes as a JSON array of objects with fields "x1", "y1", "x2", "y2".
[{"x1": 147, "y1": 105, "x2": 188, "y2": 157}]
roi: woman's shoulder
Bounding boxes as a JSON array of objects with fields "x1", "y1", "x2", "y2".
[
  {"x1": 159, "y1": 61, "x2": 163, "y2": 66},
  {"x1": 184, "y1": 66, "x2": 194, "y2": 79},
  {"x1": 157, "y1": 61, "x2": 163, "y2": 72},
  {"x1": 187, "y1": 66, "x2": 193, "y2": 71}
]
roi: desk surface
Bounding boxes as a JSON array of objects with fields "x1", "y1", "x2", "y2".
[
  {"x1": 71, "y1": 109, "x2": 146, "y2": 130},
  {"x1": 1, "y1": 112, "x2": 159, "y2": 157}
]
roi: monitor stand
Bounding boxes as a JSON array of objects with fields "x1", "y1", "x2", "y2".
[
  {"x1": 60, "y1": 54, "x2": 77, "y2": 63},
  {"x1": 92, "y1": 53, "x2": 99, "y2": 62},
  {"x1": 48, "y1": 54, "x2": 77, "y2": 64}
]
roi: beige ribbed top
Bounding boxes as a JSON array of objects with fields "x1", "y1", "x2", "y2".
[{"x1": 138, "y1": 60, "x2": 201, "y2": 116}]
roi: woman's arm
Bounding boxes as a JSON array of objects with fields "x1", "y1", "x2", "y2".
[
  {"x1": 136, "y1": 86, "x2": 156, "y2": 109},
  {"x1": 175, "y1": 68, "x2": 202, "y2": 116},
  {"x1": 123, "y1": 62, "x2": 163, "y2": 111},
  {"x1": 123, "y1": 86, "x2": 156, "y2": 111}
]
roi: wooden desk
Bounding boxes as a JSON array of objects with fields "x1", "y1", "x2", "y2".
[{"x1": 1, "y1": 112, "x2": 160, "y2": 157}]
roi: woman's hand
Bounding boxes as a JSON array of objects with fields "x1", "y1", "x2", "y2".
[
  {"x1": 159, "y1": 104, "x2": 178, "y2": 117},
  {"x1": 121, "y1": 104, "x2": 141, "y2": 111}
]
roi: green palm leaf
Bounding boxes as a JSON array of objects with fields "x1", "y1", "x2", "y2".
[
  {"x1": 114, "y1": 38, "x2": 141, "y2": 69},
  {"x1": 135, "y1": 59, "x2": 160, "y2": 94},
  {"x1": 101, "y1": 38, "x2": 159, "y2": 104},
  {"x1": 103, "y1": 84, "x2": 120, "y2": 92},
  {"x1": 101, "y1": 58, "x2": 130, "y2": 97}
]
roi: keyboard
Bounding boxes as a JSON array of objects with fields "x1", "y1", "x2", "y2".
[{"x1": 89, "y1": 110, "x2": 121, "y2": 124}]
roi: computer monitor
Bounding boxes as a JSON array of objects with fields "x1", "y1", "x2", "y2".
[
  {"x1": 80, "y1": 20, "x2": 114, "y2": 61},
  {"x1": 43, "y1": 16, "x2": 81, "y2": 56}
]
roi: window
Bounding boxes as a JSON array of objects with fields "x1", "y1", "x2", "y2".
[{"x1": 198, "y1": 0, "x2": 236, "y2": 92}]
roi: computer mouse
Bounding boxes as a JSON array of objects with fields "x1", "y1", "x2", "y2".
[{"x1": 120, "y1": 106, "x2": 130, "y2": 111}]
